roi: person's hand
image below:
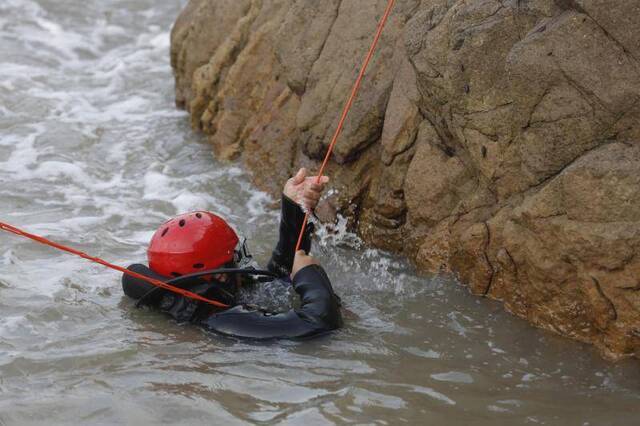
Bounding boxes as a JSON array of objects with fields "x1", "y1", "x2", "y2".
[
  {"x1": 291, "y1": 250, "x2": 319, "y2": 279},
  {"x1": 283, "y1": 168, "x2": 329, "y2": 212}
]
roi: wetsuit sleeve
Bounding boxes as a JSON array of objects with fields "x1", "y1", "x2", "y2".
[
  {"x1": 121, "y1": 264, "x2": 233, "y2": 322},
  {"x1": 266, "y1": 194, "x2": 314, "y2": 277},
  {"x1": 200, "y1": 264, "x2": 342, "y2": 339},
  {"x1": 122, "y1": 263, "x2": 167, "y2": 303}
]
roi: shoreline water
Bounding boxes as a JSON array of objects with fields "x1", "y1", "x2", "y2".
[{"x1": 0, "y1": 1, "x2": 639, "y2": 424}]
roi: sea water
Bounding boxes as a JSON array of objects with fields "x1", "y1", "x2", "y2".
[{"x1": 0, "y1": 1, "x2": 638, "y2": 424}]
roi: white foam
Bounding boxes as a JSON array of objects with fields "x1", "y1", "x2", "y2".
[
  {"x1": 0, "y1": 315, "x2": 31, "y2": 336},
  {"x1": 149, "y1": 32, "x2": 169, "y2": 49},
  {"x1": 0, "y1": 123, "x2": 46, "y2": 175},
  {"x1": 2, "y1": 249, "x2": 18, "y2": 266},
  {"x1": 31, "y1": 161, "x2": 92, "y2": 184},
  {"x1": 408, "y1": 385, "x2": 456, "y2": 406},
  {"x1": 430, "y1": 371, "x2": 474, "y2": 384},
  {"x1": 142, "y1": 168, "x2": 173, "y2": 200},
  {"x1": 246, "y1": 191, "x2": 275, "y2": 219},
  {"x1": 171, "y1": 192, "x2": 209, "y2": 213}
]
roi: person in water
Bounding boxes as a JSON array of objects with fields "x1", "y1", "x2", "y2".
[{"x1": 122, "y1": 168, "x2": 342, "y2": 339}]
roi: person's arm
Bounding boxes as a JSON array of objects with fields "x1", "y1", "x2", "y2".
[
  {"x1": 121, "y1": 264, "x2": 233, "y2": 322},
  {"x1": 122, "y1": 264, "x2": 167, "y2": 302},
  {"x1": 200, "y1": 257, "x2": 342, "y2": 339},
  {"x1": 267, "y1": 168, "x2": 328, "y2": 277},
  {"x1": 266, "y1": 194, "x2": 313, "y2": 277}
]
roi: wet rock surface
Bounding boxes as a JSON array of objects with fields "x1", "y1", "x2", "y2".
[{"x1": 170, "y1": 0, "x2": 640, "y2": 360}]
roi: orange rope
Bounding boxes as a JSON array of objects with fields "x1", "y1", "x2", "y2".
[
  {"x1": 0, "y1": 221, "x2": 229, "y2": 308},
  {"x1": 295, "y1": 0, "x2": 396, "y2": 252}
]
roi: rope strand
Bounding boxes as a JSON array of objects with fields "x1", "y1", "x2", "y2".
[
  {"x1": 0, "y1": 221, "x2": 229, "y2": 308},
  {"x1": 295, "y1": 0, "x2": 396, "y2": 252}
]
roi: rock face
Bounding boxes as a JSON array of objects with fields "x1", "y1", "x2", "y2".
[{"x1": 170, "y1": 0, "x2": 640, "y2": 360}]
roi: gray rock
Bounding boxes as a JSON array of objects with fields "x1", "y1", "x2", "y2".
[{"x1": 170, "y1": 0, "x2": 640, "y2": 360}]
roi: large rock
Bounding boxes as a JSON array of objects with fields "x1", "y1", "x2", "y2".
[{"x1": 170, "y1": 0, "x2": 640, "y2": 360}]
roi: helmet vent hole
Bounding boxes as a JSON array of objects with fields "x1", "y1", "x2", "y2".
[
  {"x1": 161, "y1": 228, "x2": 168, "y2": 237},
  {"x1": 196, "y1": 213, "x2": 202, "y2": 219},
  {"x1": 179, "y1": 219, "x2": 186, "y2": 227},
  {"x1": 193, "y1": 263, "x2": 204, "y2": 269},
  {"x1": 171, "y1": 272, "x2": 182, "y2": 277}
]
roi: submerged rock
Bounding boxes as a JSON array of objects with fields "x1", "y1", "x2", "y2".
[{"x1": 170, "y1": 0, "x2": 640, "y2": 360}]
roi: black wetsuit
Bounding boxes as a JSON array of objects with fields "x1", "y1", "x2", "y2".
[{"x1": 122, "y1": 195, "x2": 342, "y2": 339}]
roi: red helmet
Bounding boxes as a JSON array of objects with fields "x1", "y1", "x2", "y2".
[{"x1": 147, "y1": 211, "x2": 239, "y2": 277}]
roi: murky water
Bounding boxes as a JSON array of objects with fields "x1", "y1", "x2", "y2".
[{"x1": 0, "y1": 1, "x2": 639, "y2": 424}]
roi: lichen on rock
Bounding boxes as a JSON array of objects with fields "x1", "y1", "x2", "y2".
[{"x1": 170, "y1": 0, "x2": 640, "y2": 360}]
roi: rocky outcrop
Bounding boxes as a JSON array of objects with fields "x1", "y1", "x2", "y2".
[{"x1": 170, "y1": 0, "x2": 640, "y2": 360}]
